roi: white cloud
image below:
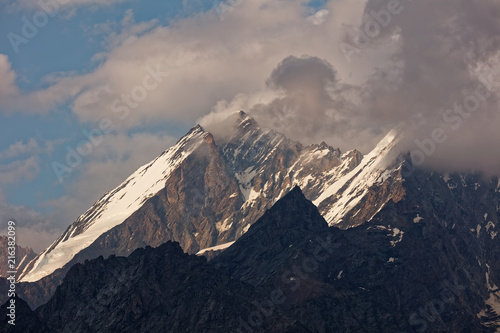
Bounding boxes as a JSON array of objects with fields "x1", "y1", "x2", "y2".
[
  {"x1": 0, "y1": 202, "x2": 63, "y2": 252},
  {"x1": 2, "y1": 0, "x2": 375, "y2": 125},
  {"x1": 307, "y1": 9, "x2": 329, "y2": 25},
  {"x1": 5, "y1": 0, "x2": 499, "y2": 178},
  {"x1": 199, "y1": 54, "x2": 390, "y2": 152},
  {"x1": 83, "y1": 9, "x2": 159, "y2": 49},
  {"x1": 0, "y1": 156, "x2": 40, "y2": 184},
  {"x1": 0, "y1": 138, "x2": 39, "y2": 160},
  {"x1": 0, "y1": 54, "x2": 20, "y2": 100},
  {"x1": 10, "y1": 0, "x2": 126, "y2": 12}
]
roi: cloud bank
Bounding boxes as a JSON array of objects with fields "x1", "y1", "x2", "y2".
[
  {"x1": 202, "y1": 0, "x2": 500, "y2": 174},
  {"x1": 2, "y1": 0, "x2": 500, "y2": 251},
  {"x1": 2, "y1": 0, "x2": 500, "y2": 176}
]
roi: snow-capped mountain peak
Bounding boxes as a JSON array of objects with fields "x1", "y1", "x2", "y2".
[
  {"x1": 20, "y1": 126, "x2": 209, "y2": 282},
  {"x1": 20, "y1": 112, "x2": 399, "y2": 283},
  {"x1": 314, "y1": 127, "x2": 404, "y2": 227}
]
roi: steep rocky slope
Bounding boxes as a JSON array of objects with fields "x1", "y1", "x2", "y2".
[
  {"x1": 0, "y1": 237, "x2": 36, "y2": 278},
  {"x1": 213, "y1": 185, "x2": 500, "y2": 332}
]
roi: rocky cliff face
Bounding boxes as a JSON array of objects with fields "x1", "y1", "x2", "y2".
[
  {"x1": 2, "y1": 241, "x2": 308, "y2": 333},
  {"x1": 0, "y1": 296, "x2": 49, "y2": 333},
  {"x1": 213, "y1": 185, "x2": 500, "y2": 332},
  {"x1": 0, "y1": 237, "x2": 36, "y2": 278}
]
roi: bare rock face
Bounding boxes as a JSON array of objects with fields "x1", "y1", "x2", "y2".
[
  {"x1": 0, "y1": 296, "x2": 49, "y2": 333},
  {"x1": 331, "y1": 165, "x2": 407, "y2": 229},
  {"x1": 1, "y1": 242, "x2": 309, "y2": 333},
  {"x1": 93, "y1": 112, "x2": 360, "y2": 255},
  {"x1": 213, "y1": 185, "x2": 500, "y2": 332},
  {"x1": 82, "y1": 131, "x2": 242, "y2": 256},
  {"x1": 212, "y1": 187, "x2": 330, "y2": 284},
  {"x1": 0, "y1": 237, "x2": 36, "y2": 278}
]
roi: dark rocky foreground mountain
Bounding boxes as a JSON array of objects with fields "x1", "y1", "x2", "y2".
[
  {"x1": 3, "y1": 185, "x2": 500, "y2": 332},
  {"x1": 1, "y1": 242, "x2": 309, "y2": 332},
  {"x1": 0, "y1": 236, "x2": 36, "y2": 278},
  {"x1": 213, "y1": 185, "x2": 500, "y2": 332}
]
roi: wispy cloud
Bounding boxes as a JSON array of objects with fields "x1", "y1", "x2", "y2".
[
  {"x1": 0, "y1": 54, "x2": 20, "y2": 100},
  {"x1": 6, "y1": 0, "x2": 127, "y2": 12},
  {"x1": 0, "y1": 156, "x2": 40, "y2": 185},
  {"x1": 0, "y1": 0, "x2": 367, "y2": 124},
  {"x1": 3, "y1": 0, "x2": 500, "y2": 181},
  {"x1": 83, "y1": 9, "x2": 159, "y2": 50},
  {"x1": 0, "y1": 138, "x2": 59, "y2": 185},
  {"x1": 0, "y1": 202, "x2": 63, "y2": 251},
  {"x1": 0, "y1": 138, "x2": 39, "y2": 160}
]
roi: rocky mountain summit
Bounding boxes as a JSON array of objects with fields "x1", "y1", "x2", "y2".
[{"x1": 17, "y1": 112, "x2": 366, "y2": 300}]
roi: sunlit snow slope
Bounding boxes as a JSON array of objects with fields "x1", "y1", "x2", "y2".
[
  {"x1": 20, "y1": 127, "x2": 208, "y2": 282},
  {"x1": 20, "y1": 112, "x2": 405, "y2": 283},
  {"x1": 314, "y1": 128, "x2": 404, "y2": 226}
]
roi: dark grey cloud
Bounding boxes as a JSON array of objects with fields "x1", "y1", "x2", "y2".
[
  {"x1": 245, "y1": 0, "x2": 500, "y2": 176},
  {"x1": 359, "y1": 0, "x2": 500, "y2": 115},
  {"x1": 354, "y1": 0, "x2": 500, "y2": 174},
  {"x1": 252, "y1": 55, "x2": 340, "y2": 141},
  {"x1": 265, "y1": 55, "x2": 336, "y2": 93},
  {"x1": 249, "y1": 55, "x2": 380, "y2": 150},
  {"x1": 0, "y1": 202, "x2": 65, "y2": 252}
]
